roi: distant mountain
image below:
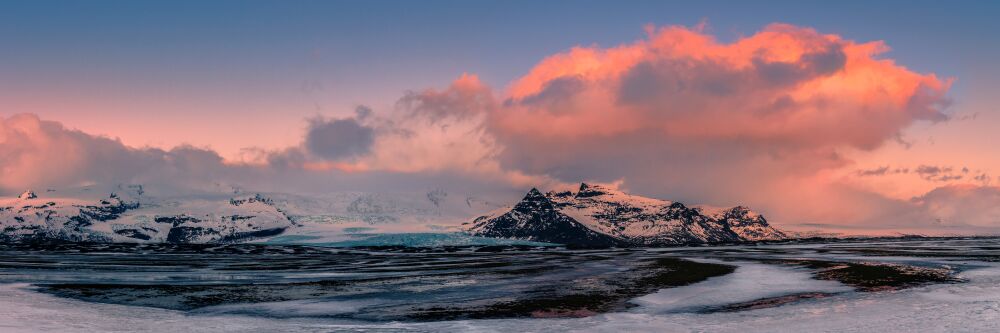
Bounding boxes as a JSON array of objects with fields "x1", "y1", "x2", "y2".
[
  {"x1": 462, "y1": 188, "x2": 626, "y2": 247},
  {"x1": 0, "y1": 189, "x2": 294, "y2": 244},
  {"x1": 466, "y1": 183, "x2": 786, "y2": 247},
  {"x1": 0, "y1": 185, "x2": 504, "y2": 245},
  {"x1": 2, "y1": 183, "x2": 785, "y2": 247}
]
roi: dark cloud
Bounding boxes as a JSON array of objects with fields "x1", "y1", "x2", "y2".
[
  {"x1": 913, "y1": 165, "x2": 977, "y2": 182},
  {"x1": 515, "y1": 76, "x2": 586, "y2": 109},
  {"x1": 304, "y1": 117, "x2": 374, "y2": 160},
  {"x1": 0, "y1": 113, "x2": 532, "y2": 199},
  {"x1": 938, "y1": 174, "x2": 964, "y2": 182},
  {"x1": 916, "y1": 165, "x2": 952, "y2": 178},
  {"x1": 753, "y1": 45, "x2": 846, "y2": 87},
  {"x1": 855, "y1": 166, "x2": 909, "y2": 177},
  {"x1": 856, "y1": 166, "x2": 890, "y2": 176},
  {"x1": 974, "y1": 173, "x2": 992, "y2": 185}
]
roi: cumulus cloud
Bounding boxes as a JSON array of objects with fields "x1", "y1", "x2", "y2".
[
  {"x1": 0, "y1": 112, "x2": 544, "y2": 198},
  {"x1": 0, "y1": 113, "x2": 235, "y2": 193},
  {"x1": 497, "y1": 24, "x2": 949, "y2": 151},
  {"x1": 474, "y1": 23, "x2": 954, "y2": 224},
  {"x1": 248, "y1": 74, "x2": 556, "y2": 189},
  {"x1": 5, "y1": 23, "x2": 986, "y2": 233}
]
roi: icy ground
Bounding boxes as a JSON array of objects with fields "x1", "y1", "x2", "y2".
[{"x1": 1, "y1": 239, "x2": 999, "y2": 332}]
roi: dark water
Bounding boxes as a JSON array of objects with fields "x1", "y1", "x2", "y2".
[{"x1": 0, "y1": 239, "x2": 988, "y2": 323}]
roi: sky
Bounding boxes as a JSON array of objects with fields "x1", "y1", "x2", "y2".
[{"x1": 3, "y1": 0, "x2": 1000, "y2": 234}]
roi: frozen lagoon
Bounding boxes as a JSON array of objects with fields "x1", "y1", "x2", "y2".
[{"x1": 1, "y1": 239, "x2": 998, "y2": 332}]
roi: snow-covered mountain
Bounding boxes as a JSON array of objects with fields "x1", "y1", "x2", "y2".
[
  {"x1": 1, "y1": 186, "x2": 294, "y2": 244},
  {"x1": 467, "y1": 183, "x2": 786, "y2": 246},
  {"x1": 3, "y1": 183, "x2": 784, "y2": 247},
  {"x1": 0, "y1": 185, "x2": 504, "y2": 245}
]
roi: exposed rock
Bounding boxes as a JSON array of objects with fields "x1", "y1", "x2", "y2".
[{"x1": 468, "y1": 184, "x2": 785, "y2": 247}]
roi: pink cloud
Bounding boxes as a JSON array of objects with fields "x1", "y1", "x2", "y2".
[
  {"x1": 0, "y1": 113, "x2": 232, "y2": 192},
  {"x1": 438, "y1": 23, "x2": 956, "y2": 230},
  {"x1": 8, "y1": 23, "x2": 989, "y2": 233},
  {"x1": 496, "y1": 23, "x2": 950, "y2": 150}
]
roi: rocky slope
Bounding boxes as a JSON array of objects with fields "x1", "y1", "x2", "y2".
[
  {"x1": 467, "y1": 183, "x2": 785, "y2": 247},
  {"x1": 463, "y1": 189, "x2": 626, "y2": 247}
]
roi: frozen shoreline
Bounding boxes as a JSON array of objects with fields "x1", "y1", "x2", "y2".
[
  {"x1": 2, "y1": 266, "x2": 998, "y2": 333},
  {"x1": 1, "y1": 240, "x2": 999, "y2": 332}
]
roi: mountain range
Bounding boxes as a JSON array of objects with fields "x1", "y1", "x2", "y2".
[
  {"x1": 466, "y1": 183, "x2": 785, "y2": 247},
  {"x1": 0, "y1": 187, "x2": 294, "y2": 244},
  {"x1": 1, "y1": 183, "x2": 785, "y2": 246}
]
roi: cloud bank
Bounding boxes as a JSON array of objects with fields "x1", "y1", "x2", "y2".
[{"x1": 5, "y1": 23, "x2": 998, "y2": 233}]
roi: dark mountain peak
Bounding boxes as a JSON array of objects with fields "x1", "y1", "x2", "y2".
[
  {"x1": 514, "y1": 188, "x2": 555, "y2": 213},
  {"x1": 576, "y1": 183, "x2": 609, "y2": 198},
  {"x1": 669, "y1": 201, "x2": 688, "y2": 210},
  {"x1": 469, "y1": 185, "x2": 786, "y2": 247},
  {"x1": 468, "y1": 187, "x2": 626, "y2": 247}
]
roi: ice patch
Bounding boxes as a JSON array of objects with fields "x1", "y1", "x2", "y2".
[{"x1": 632, "y1": 260, "x2": 853, "y2": 313}]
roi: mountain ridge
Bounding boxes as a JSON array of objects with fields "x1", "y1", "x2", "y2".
[
  {"x1": 467, "y1": 183, "x2": 786, "y2": 247},
  {"x1": 1, "y1": 189, "x2": 294, "y2": 244}
]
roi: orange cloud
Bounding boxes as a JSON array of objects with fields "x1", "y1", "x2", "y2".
[
  {"x1": 5, "y1": 23, "x2": 975, "y2": 232},
  {"x1": 497, "y1": 23, "x2": 951, "y2": 150},
  {"x1": 0, "y1": 113, "x2": 236, "y2": 192},
  {"x1": 476, "y1": 23, "x2": 956, "y2": 229}
]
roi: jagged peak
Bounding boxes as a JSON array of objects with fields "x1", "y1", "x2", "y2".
[
  {"x1": 524, "y1": 188, "x2": 545, "y2": 200},
  {"x1": 546, "y1": 190, "x2": 574, "y2": 198},
  {"x1": 471, "y1": 183, "x2": 785, "y2": 245},
  {"x1": 229, "y1": 193, "x2": 274, "y2": 206},
  {"x1": 578, "y1": 182, "x2": 613, "y2": 191},
  {"x1": 18, "y1": 190, "x2": 37, "y2": 200},
  {"x1": 724, "y1": 205, "x2": 758, "y2": 217},
  {"x1": 576, "y1": 183, "x2": 614, "y2": 198},
  {"x1": 512, "y1": 188, "x2": 555, "y2": 212},
  {"x1": 575, "y1": 183, "x2": 638, "y2": 202}
]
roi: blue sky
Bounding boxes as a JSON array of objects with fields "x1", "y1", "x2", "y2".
[{"x1": 2, "y1": 0, "x2": 995, "y2": 99}]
